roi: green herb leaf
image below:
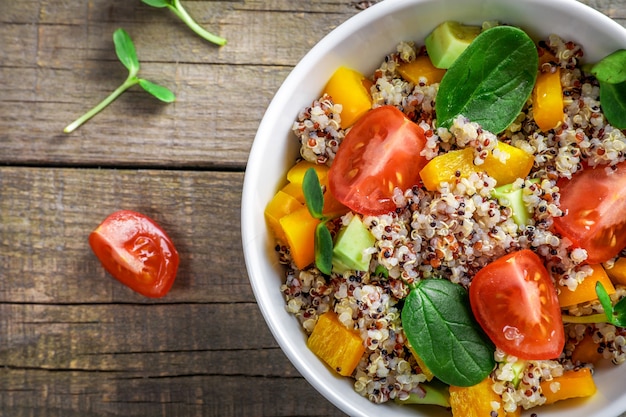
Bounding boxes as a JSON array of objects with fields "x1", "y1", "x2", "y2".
[
  {"x1": 315, "y1": 223, "x2": 333, "y2": 275},
  {"x1": 113, "y1": 28, "x2": 140, "y2": 75},
  {"x1": 591, "y1": 49, "x2": 626, "y2": 84},
  {"x1": 401, "y1": 279, "x2": 495, "y2": 387},
  {"x1": 141, "y1": 0, "x2": 170, "y2": 8},
  {"x1": 436, "y1": 26, "x2": 538, "y2": 134},
  {"x1": 138, "y1": 79, "x2": 176, "y2": 102},
  {"x1": 303, "y1": 168, "x2": 325, "y2": 220},
  {"x1": 598, "y1": 80, "x2": 626, "y2": 129},
  {"x1": 596, "y1": 281, "x2": 626, "y2": 326},
  {"x1": 374, "y1": 264, "x2": 389, "y2": 278}
]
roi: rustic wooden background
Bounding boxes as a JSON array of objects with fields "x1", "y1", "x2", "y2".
[{"x1": 1, "y1": 0, "x2": 625, "y2": 416}]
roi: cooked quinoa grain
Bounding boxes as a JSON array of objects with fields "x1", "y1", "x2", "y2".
[{"x1": 280, "y1": 31, "x2": 626, "y2": 413}]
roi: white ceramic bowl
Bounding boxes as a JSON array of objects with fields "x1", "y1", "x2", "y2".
[{"x1": 241, "y1": 0, "x2": 626, "y2": 416}]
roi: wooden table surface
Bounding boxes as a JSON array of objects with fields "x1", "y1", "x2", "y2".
[{"x1": 1, "y1": 1, "x2": 625, "y2": 416}]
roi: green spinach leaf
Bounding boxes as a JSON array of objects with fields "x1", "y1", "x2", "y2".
[
  {"x1": 591, "y1": 49, "x2": 626, "y2": 84},
  {"x1": 436, "y1": 26, "x2": 538, "y2": 134},
  {"x1": 598, "y1": 79, "x2": 626, "y2": 129},
  {"x1": 401, "y1": 279, "x2": 495, "y2": 387},
  {"x1": 314, "y1": 223, "x2": 333, "y2": 275}
]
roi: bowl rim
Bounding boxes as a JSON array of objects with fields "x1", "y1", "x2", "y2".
[{"x1": 241, "y1": 0, "x2": 626, "y2": 416}]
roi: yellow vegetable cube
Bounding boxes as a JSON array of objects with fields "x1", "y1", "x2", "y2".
[
  {"x1": 324, "y1": 66, "x2": 373, "y2": 129},
  {"x1": 558, "y1": 264, "x2": 615, "y2": 307},
  {"x1": 450, "y1": 377, "x2": 520, "y2": 417},
  {"x1": 397, "y1": 55, "x2": 447, "y2": 85},
  {"x1": 307, "y1": 311, "x2": 365, "y2": 377},
  {"x1": 533, "y1": 67, "x2": 564, "y2": 132},
  {"x1": 264, "y1": 190, "x2": 304, "y2": 242},
  {"x1": 419, "y1": 142, "x2": 534, "y2": 191},
  {"x1": 540, "y1": 368, "x2": 597, "y2": 405},
  {"x1": 279, "y1": 206, "x2": 320, "y2": 270}
]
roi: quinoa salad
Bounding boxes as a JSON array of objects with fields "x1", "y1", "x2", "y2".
[{"x1": 269, "y1": 22, "x2": 626, "y2": 415}]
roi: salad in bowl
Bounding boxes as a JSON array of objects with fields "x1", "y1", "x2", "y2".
[{"x1": 242, "y1": 0, "x2": 626, "y2": 416}]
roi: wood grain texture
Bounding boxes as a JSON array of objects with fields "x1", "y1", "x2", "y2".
[{"x1": 1, "y1": 0, "x2": 625, "y2": 416}]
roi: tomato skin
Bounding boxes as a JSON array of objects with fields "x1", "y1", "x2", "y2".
[
  {"x1": 89, "y1": 210, "x2": 180, "y2": 298},
  {"x1": 553, "y1": 161, "x2": 626, "y2": 264},
  {"x1": 469, "y1": 250, "x2": 564, "y2": 360},
  {"x1": 328, "y1": 105, "x2": 428, "y2": 215}
]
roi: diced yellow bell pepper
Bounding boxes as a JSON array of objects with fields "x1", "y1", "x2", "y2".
[
  {"x1": 571, "y1": 333, "x2": 603, "y2": 365},
  {"x1": 558, "y1": 264, "x2": 615, "y2": 307},
  {"x1": 286, "y1": 160, "x2": 329, "y2": 186},
  {"x1": 407, "y1": 342, "x2": 435, "y2": 381},
  {"x1": 264, "y1": 190, "x2": 304, "y2": 242},
  {"x1": 605, "y1": 257, "x2": 626, "y2": 286},
  {"x1": 533, "y1": 67, "x2": 564, "y2": 132},
  {"x1": 307, "y1": 311, "x2": 365, "y2": 377},
  {"x1": 279, "y1": 206, "x2": 321, "y2": 270},
  {"x1": 540, "y1": 368, "x2": 597, "y2": 405},
  {"x1": 450, "y1": 377, "x2": 520, "y2": 417},
  {"x1": 324, "y1": 66, "x2": 373, "y2": 129},
  {"x1": 419, "y1": 142, "x2": 534, "y2": 191},
  {"x1": 397, "y1": 55, "x2": 447, "y2": 85}
]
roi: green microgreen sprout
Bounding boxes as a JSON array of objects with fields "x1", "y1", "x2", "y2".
[
  {"x1": 561, "y1": 281, "x2": 626, "y2": 326},
  {"x1": 302, "y1": 168, "x2": 333, "y2": 275},
  {"x1": 141, "y1": 0, "x2": 227, "y2": 46},
  {"x1": 64, "y1": 28, "x2": 175, "y2": 134}
]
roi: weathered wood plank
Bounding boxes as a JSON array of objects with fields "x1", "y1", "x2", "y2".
[{"x1": 0, "y1": 167, "x2": 252, "y2": 303}]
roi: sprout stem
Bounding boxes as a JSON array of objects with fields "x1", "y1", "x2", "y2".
[
  {"x1": 169, "y1": 0, "x2": 226, "y2": 46},
  {"x1": 64, "y1": 76, "x2": 139, "y2": 134}
]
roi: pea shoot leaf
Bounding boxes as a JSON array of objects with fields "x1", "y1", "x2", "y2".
[
  {"x1": 138, "y1": 79, "x2": 176, "y2": 103},
  {"x1": 597, "y1": 281, "x2": 626, "y2": 327},
  {"x1": 63, "y1": 28, "x2": 176, "y2": 133},
  {"x1": 315, "y1": 224, "x2": 333, "y2": 275},
  {"x1": 113, "y1": 28, "x2": 140, "y2": 75},
  {"x1": 402, "y1": 279, "x2": 495, "y2": 387},
  {"x1": 303, "y1": 168, "x2": 325, "y2": 220}
]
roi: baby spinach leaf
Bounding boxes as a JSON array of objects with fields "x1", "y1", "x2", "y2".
[
  {"x1": 598, "y1": 80, "x2": 626, "y2": 129},
  {"x1": 401, "y1": 279, "x2": 495, "y2": 387},
  {"x1": 590, "y1": 49, "x2": 626, "y2": 84},
  {"x1": 436, "y1": 26, "x2": 538, "y2": 134}
]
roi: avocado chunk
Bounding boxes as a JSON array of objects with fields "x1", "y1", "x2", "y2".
[
  {"x1": 332, "y1": 215, "x2": 376, "y2": 273},
  {"x1": 491, "y1": 179, "x2": 540, "y2": 226},
  {"x1": 425, "y1": 21, "x2": 482, "y2": 69},
  {"x1": 395, "y1": 380, "x2": 450, "y2": 408}
]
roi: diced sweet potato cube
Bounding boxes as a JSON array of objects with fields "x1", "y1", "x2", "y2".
[
  {"x1": 540, "y1": 368, "x2": 597, "y2": 405},
  {"x1": 307, "y1": 311, "x2": 365, "y2": 377},
  {"x1": 450, "y1": 377, "x2": 520, "y2": 417},
  {"x1": 558, "y1": 264, "x2": 615, "y2": 307}
]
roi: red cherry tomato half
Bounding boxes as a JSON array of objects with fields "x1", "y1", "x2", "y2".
[
  {"x1": 328, "y1": 105, "x2": 428, "y2": 215},
  {"x1": 89, "y1": 210, "x2": 179, "y2": 298},
  {"x1": 469, "y1": 250, "x2": 564, "y2": 360},
  {"x1": 552, "y1": 161, "x2": 626, "y2": 264}
]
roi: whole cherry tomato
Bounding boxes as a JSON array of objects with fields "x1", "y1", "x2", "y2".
[{"x1": 89, "y1": 210, "x2": 179, "y2": 298}]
